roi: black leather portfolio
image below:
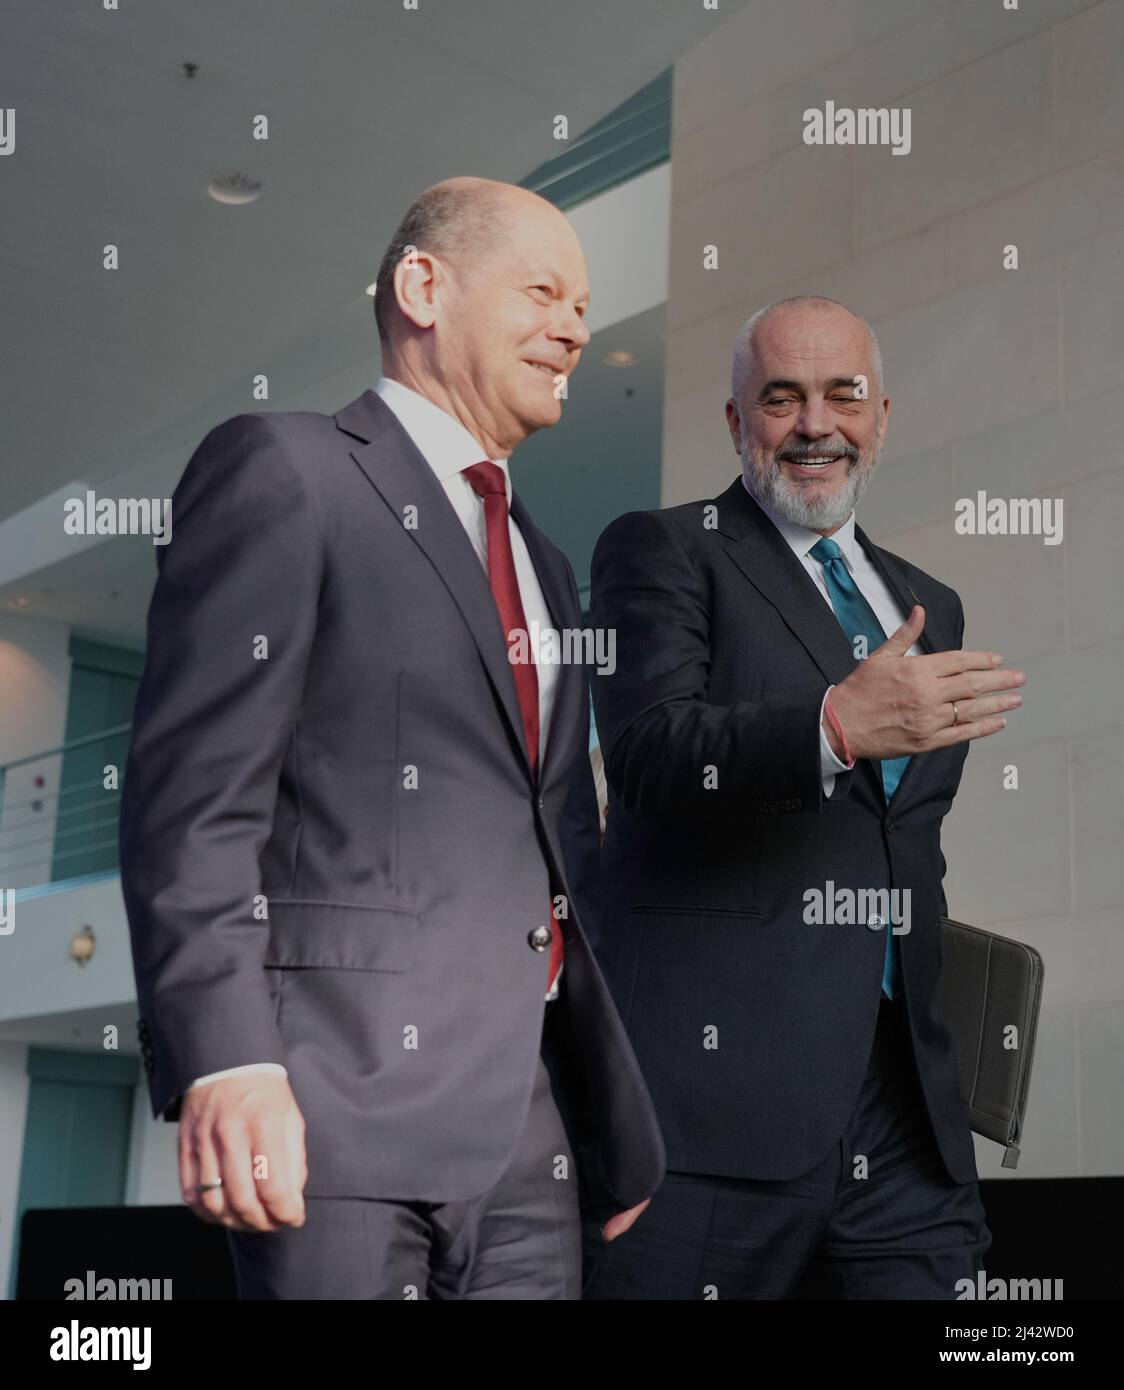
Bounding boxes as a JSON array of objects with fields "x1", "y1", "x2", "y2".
[{"x1": 935, "y1": 916, "x2": 1044, "y2": 1170}]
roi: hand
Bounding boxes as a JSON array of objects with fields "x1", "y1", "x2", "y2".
[
  {"x1": 179, "y1": 1073, "x2": 308, "y2": 1232},
  {"x1": 826, "y1": 605, "x2": 1026, "y2": 761},
  {"x1": 602, "y1": 1198, "x2": 650, "y2": 1242}
]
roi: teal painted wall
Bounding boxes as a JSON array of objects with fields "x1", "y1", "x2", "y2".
[
  {"x1": 8, "y1": 1048, "x2": 138, "y2": 1298},
  {"x1": 49, "y1": 638, "x2": 142, "y2": 882}
]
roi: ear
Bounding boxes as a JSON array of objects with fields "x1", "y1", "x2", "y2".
[
  {"x1": 724, "y1": 397, "x2": 743, "y2": 456},
  {"x1": 392, "y1": 248, "x2": 441, "y2": 332},
  {"x1": 877, "y1": 393, "x2": 891, "y2": 450}
]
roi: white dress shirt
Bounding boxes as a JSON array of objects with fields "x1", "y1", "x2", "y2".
[
  {"x1": 189, "y1": 378, "x2": 562, "y2": 1092},
  {"x1": 744, "y1": 480, "x2": 921, "y2": 798}
]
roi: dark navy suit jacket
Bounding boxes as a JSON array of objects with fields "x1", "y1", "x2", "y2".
[{"x1": 589, "y1": 477, "x2": 978, "y2": 1186}]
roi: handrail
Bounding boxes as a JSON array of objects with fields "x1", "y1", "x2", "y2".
[
  {"x1": 0, "y1": 722, "x2": 133, "y2": 888},
  {"x1": 0, "y1": 722, "x2": 133, "y2": 775}
]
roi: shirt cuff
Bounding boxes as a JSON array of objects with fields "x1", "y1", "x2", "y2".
[
  {"x1": 819, "y1": 686, "x2": 854, "y2": 797},
  {"x1": 188, "y1": 1062, "x2": 288, "y2": 1092}
]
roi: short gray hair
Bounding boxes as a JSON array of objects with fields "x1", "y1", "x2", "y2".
[
  {"x1": 373, "y1": 183, "x2": 516, "y2": 345},
  {"x1": 730, "y1": 294, "x2": 884, "y2": 400}
]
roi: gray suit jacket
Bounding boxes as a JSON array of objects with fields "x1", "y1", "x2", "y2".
[{"x1": 119, "y1": 387, "x2": 665, "y2": 1209}]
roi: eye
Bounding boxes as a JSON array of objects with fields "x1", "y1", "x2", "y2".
[{"x1": 529, "y1": 285, "x2": 552, "y2": 302}]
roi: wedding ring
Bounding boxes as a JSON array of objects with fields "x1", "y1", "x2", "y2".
[
  {"x1": 195, "y1": 1179, "x2": 223, "y2": 1192},
  {"x1": 951, "y1": 701, "x2": 960, "y2": 726}
]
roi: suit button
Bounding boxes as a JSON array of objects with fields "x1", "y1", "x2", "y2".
[
  {"x1": 528, "y1": 926, "x2": 552, "y2": 952},
  {"x1": 885, "y1": 816, "x2": 896, "y2": 832},
  {"x1": 537, "y1": 796, "x2": 545, "y2": 812}
]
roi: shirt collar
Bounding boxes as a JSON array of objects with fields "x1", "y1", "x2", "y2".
[
  {"x1": 740, "y1": 475, "x2": 857, "y2": 568},
  {"x1": 374, "y1": 376, "x2": 512, "y2": 499}
]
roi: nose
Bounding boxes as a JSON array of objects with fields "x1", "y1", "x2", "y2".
[
  {"x1": 551, "y1": 304, "x2": 591, "y2": 352},
  {"x1": 792, "y1": 395, "x2": 836, "y2": 438}
]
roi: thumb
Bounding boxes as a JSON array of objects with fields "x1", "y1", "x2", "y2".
[{"x1": 878, "y1": 604, "x2": 924, "y2": 657}]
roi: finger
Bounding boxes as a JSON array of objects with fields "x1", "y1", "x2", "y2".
[
  {"x1": 939, "y1": 668, "x2": 1026, "y2": 703},
  {"x1": 213, "y1": 1126, "x2": 278, "y2": 1232},
  {"x1": 927, "y1": 714, "x2": 1008, "y2": 750},
  {"x1": 254, "y1": 1116, "x2": 307, "y2": 1228},
  {"x1": 192, "y1": 1129, "x2": 233, "y2": 1225},
  {"x1": 945, "y1": 692, "x2": 1023, "y2": 726},
  {"x1": 876, "y1": 604, "x2": 925, "y2": 657},
  {"x1": 923, "y1": 649, "x2": 1005, "y2": 677},
  {"x1": 603, "y1": 1198, "x2": 651, "y2": 1242},
  {"x1": 178, "y1": 1126, "x2": 214, "y2": 1224}
]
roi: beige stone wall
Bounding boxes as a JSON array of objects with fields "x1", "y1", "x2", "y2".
[{"x1": 664, "y1": 0, "x2": 1123, "y2": 1178}]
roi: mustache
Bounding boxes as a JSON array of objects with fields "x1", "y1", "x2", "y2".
[{"x1": 775, "y1": 442, "x2": 859, "y2": 465}]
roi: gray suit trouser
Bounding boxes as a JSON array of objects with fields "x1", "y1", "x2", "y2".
[{"x1": 227, "y1": 1003, "x2": 582, "y2": 1299}]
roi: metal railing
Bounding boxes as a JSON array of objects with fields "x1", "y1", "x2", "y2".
[{"x1": 0, "y1": 723, "x2": 131, "y2": 891}]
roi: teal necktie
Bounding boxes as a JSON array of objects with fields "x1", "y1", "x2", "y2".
[{"x1": 810, "y1": 536, "x2": 908, "y2": 998}]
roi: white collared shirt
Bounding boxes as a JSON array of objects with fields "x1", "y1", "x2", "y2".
[
  {"x1": 743, "y1": 480, "x2": 921, "y2": 797},
  {"x1": 373, "y1": 376, "x2": 559, "y2": 761}
]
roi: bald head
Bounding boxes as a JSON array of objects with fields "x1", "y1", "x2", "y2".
[
  {"x1": 724, "y1": 294, "x2": 891, "y2": 535},
  {"x1": 374, "y1": 177, "x2": 558, "y2": 345},
  {"x1": 372, "y1": 175, "x2": 591, "y2": 459},
  {"x1": 731, "y1": 295, "x2": 884, "y2": 402}
]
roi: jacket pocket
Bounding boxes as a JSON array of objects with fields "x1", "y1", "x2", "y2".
[
  {"x1": 627, "y1": 903, "x2": 764, "y2": 920},
  {"x1": 263, "y1": 899, "x2": 420, "y2": 972}
]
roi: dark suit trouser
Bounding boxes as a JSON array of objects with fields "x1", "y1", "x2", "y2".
[
  {"x1": 583, "y1": 997, "x2": 990, "y2": 1300},
  {"x1": 227, "y1": 1003, "x2": 582, "y2": 1299}
]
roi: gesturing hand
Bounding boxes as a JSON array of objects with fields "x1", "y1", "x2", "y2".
[
  {"x1": 826, "y1": 605, "x2": 1026, "y2": 762},
  {"x1": 179, "y1": 1073, "x2": 308, "y2": 1233}
]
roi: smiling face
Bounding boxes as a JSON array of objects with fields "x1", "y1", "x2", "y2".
[
  {"x1": 389, "y1": 186, "x2": 591, "y2": 457},
  {"x1": 725, "y1": 299, "x2": 890, "y2": 535}
]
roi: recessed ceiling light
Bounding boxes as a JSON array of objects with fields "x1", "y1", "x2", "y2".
[
  {"x1": 604, "y1": 350, "x2": 637, "y2": 368},
  {"x1": 208, "y1": 173, "x2": 262, "y2": 205}
]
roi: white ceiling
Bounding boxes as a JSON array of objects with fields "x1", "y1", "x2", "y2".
[
  {"x1": 1, "y1": 1, "x2": 750, "y2": 644},
  {"x1": 1, "y1": 0, "x2": 749, "y2": 516}
]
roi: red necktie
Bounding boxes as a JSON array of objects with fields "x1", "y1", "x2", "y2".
[{"x1": 462, "y1": 461, "x2": 563, "y2": 994}]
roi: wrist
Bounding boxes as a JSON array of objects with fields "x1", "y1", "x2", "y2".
[{"x1": 823, "y1": 689, "x2": 856, "y2": 766}]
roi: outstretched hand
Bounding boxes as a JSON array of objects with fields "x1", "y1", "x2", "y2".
[{"x1": 826, "y1": 605, "x2": 1025, "y2": 762}]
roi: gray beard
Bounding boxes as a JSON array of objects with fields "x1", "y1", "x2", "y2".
[{"x1": 741, "y1": 442, "x2": 878, "y2": 531}]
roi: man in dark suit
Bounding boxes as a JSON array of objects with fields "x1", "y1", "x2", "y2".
[
  {"x1": 584, "y1": 295, "x2": 1026, "y2": 1299},
  {"x1": 119, "y1": 177, "x2": 663, "y2": 1299}
]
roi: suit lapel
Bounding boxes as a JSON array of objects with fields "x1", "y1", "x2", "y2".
[
  {"x1": 714, "y1": 479, "x2": 956, "y2": 809},
  {"x1": 854, "y1": 524, "x2": 954, "y2": 656},
  {"x1": 509, "y1": 490, "x2": 582, "y2": 791},
  {"x1": 334, "y1": 389, "x2": 534, "y2": 780},
  {"x1": 716, "y1": 479, "x2": 859, "y2": 688}
]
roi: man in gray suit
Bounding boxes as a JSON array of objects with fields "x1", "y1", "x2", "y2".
[{"x1": 119, "y1": 177, "x2": 663, "y2": 1299}]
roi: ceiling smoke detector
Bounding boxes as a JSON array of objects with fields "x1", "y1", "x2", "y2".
[{"x1": 208, "y1": 173, "x2": 262, "y2": 205}]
